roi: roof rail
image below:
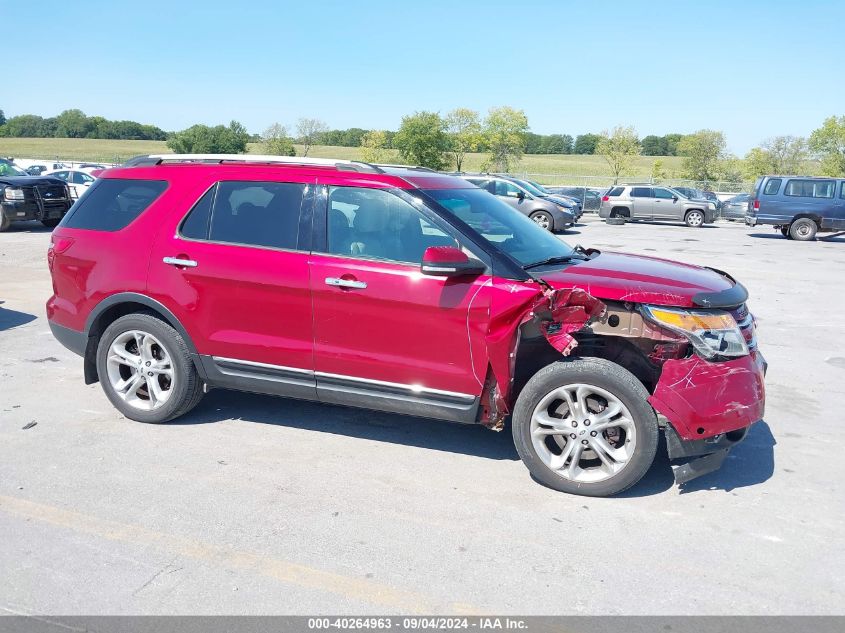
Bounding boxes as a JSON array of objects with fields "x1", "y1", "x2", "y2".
[
  {"x1": 122, "y1": 154, "x2": 383, "y2": 173},
  {"x1": 373, "y1": 163, "x2": 437, "y2": 173}
]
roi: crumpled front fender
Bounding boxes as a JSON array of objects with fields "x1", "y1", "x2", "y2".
[{"x1": 648, "y1": 351, "x2": 767, "y2": 441}]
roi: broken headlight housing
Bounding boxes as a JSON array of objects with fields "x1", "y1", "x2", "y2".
[{"x1": 641, "y1": 305, "x2": 748, "y2": 360}]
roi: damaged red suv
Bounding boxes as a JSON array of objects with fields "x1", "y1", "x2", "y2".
[{"x1": 46, "y1": 155, "x2": 766, "y2": 496}]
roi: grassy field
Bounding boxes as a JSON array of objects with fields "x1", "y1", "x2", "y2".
[{"x1": 0, "y1": 137, "x2": 686, "y2": 184}]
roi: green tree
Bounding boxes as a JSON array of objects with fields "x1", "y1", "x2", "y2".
[
  {"x1": 295, "y1": 117, "x2": 328, "y2": 156},
  {"x1": 597, "y1": 126, "x2": 641, "y2": 184},
  {"x1": 167, "y1": 120, "x2": 250, "y2": 154},
  {"x1": 262, "y1": 123, "x2": 296, "y2": 156},
  {"x1": 360, "y1": 130, "x2": 390, "y2": 163},
  {"x1": 545, "y1": 134, "x2": 573, "y2": 154},
  {"x1": 651, "y1": 159, "x2": 668, "y2": 180},
  {"x1": 56, "y1": 109, "x2": 92, "y2": 138},
  {"x1": 743, "y1": 136, "x2": 809, "y2": 178},
  {"x1": 573, "y1": 133, "x2": 600, "y2": 155},
  {"x1": 809, "y1": 115, "x2": 845, "y2": 176},
  {"x1": 393, "y1": 111, "x2": 449, "y2": 169},
  {"x1": 482, "y1": 106, "x2": 529, "y2": 172},
  {"x1": 2, "y1": 114, "x2": 48, "y2": 137},
  {"x1": 664, "y1": 134, "x2": 683, "y2": 156},
  {"x1": 677, "y1": 130, "x2": 728, "y2": 181},
  {"x1": 444, "y1": 108, "x2": 482, "y2": 171},
  {"x1": 0, "y1": 109, "x2": 5, "y2": 127},
  {"x1": 641, "y1": 135, "x2": 668, "y2": 156}
]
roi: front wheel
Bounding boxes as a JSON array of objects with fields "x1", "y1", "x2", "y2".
[
  {"x1": 512, "y1": 358, "x2": 659, "y2": 497},
  {"x1": 529, "y1": 211, "x2": 553, "y2": 232},
  {"x1": 40, "y1": 218, "x2": 61, "y2": 228},
  {"x1": 789, "y1": 218, "x2": 817, "y2": 241},
  {"x1": 0, "y1": 208, "x2": 10, "y2": 232},
  {"x1": 685, "y1": 210, "x2": 704, "y2": 227},
  {"x1": 96, "y1": 313, "x2": 204, "y2": 423}
]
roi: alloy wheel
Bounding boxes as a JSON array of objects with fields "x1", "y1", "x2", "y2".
[{"x1": 105, "y1": 330, "x2": 175, "y2": 411}]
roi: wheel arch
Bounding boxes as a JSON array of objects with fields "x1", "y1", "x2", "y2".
[
  {"x1": 791, "y1": 213, "x2": 822, "y2": 226},
  {"x1": 82, "y1": 293, "x2": 204, "y2": 384},
  {"x1": 610, "y1": 206, "x2": 630, "y2": 218}
]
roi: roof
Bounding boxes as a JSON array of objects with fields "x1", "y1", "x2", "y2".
[{"x1": 109, "y1": 154, "x2": 474, "y2": 190}]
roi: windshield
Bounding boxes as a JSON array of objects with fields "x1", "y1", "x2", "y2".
[
  {"x1": 513, "y1": 179, "x2": 547, "y2": 197},
  {"x1": 421, "y1": 188, "x2": 574, "y2": 266},
  {"x1": 0, "y1": 161, "x2": 27, "y2": 177},
  {"x1": 527, "y1": 180, "x2": 550, "y2": 194}
]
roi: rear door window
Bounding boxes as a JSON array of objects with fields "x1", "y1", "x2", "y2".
[
  {"x1": 61, "y1": 179, "x2": 168, "y2": 231},
  {"x1": 207, "y1": 181, "x2": 305, "y2": 250},
  {"x1": 784, "y1": 180, "x2": 834, "y2": 198},
  {"x1": 630, "y1": 187, "x2": 652, "y2": 198}
]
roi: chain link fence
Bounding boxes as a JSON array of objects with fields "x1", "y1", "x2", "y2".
[{"x1": 515, "y1": 173, "x2": 754, "y2": 195}]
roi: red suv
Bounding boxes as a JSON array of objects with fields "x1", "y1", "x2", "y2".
[{"x1": 46, "y1": 154, "x2": 767, "y2": 496}]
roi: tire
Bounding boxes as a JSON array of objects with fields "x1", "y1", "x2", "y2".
[
  {"x1": 512, "y1": 358, "x2": 659, "y2": 497},
  {"x1": 789, "y1": 218, "x2": 817, "y2": 241},
  {"x1": 606, "y1": 217, "x2": 626, "y2": 226},
  {"x1": 609, "y1": 208, "x2": 628, "y2": 221},
  {"x1": 529, "y1": 211, "x2": 553, "y2": 232},
  {"x1": 96, "y1": 312, "x2": 204, "y2": 423},
  {"x1": 0, "y1": 208, "x2": 10, "y2": 232},
  {"x1": 40, "y1": 218, "x2": 61, "y2": 228},
  {"x1": 780, "y1": 226, "x2": 791, "y2": 239},
  {"x1": 685, "y1": 210, "x2": 704, "y2": 227}
]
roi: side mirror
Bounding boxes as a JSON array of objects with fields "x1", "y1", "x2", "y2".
[
  {"x1": 672, "y1": 196, "x2": 678, "y2": 202},
  {"x1": 421, "y1": 246, "x2": 485, "y2": 278}
]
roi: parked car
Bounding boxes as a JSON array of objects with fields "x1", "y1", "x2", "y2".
[
  {"x1": 461, "y1": 174, "x2": 576, "y2": 231},
  {"x1": 746, "y1": 175, "x2": 845, "y2": 240},
  {"x1": 546, "y1": 186, "x2": 603, "y2": 211},
  {"x1": 44, "y1": 168, "x2": 97, "y2": 199},
  {"x1": 1, "y1": 160, "x2": 73, "y2": 231},
  {"x1": 520, "y1": 180, "x2": 584, "y2": 220},
  {"x1": 599, "y1": 185, "x2": 717, "y2": 227},
  {"x1": 47, "y1": 154, "x2": 766, "y2": 497},
  {"x1": 721, "y1": 194, "x2": 750, "y2": 221},
  {"x1": 12, "y1": 159, "x2": 69, "y2": 176}
]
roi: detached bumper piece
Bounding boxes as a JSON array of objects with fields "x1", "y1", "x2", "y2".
[{"x1": 664, "y1": 423, "x2": 753, "y2": 484}]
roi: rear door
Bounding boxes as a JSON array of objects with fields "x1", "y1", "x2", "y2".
[
  {"x1": 147, "y1": 174, "x2": 318, "y2": 399},
  {"x1": 308, "y1": 182, "x2": 491, "y2": 422},
  {"x1": 629, "y1": 187, "x2": 654, "y2": 220},
  {"x1": 779, "y1": 179, "x2": 836, "y2": 224}
]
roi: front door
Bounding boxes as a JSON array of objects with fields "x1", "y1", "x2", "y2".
[
  {"x1": 629, "y1": 187, "x2": 654, "y2": 220},
  {"x1": 148, "y1": 176, "x2": 317, "y2": 399},
  {"x1": 652, "y1": 187, "x2": 680, "y2": 220},
  {"x1": 309, "y1": 184, "x2": 491, "y2": 422}
]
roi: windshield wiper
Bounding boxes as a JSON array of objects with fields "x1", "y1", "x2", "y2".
[{"x1": 523, "y1": 255, "x2": 585, "y2": 270}]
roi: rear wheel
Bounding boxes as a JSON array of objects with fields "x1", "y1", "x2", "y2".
[
  {"x1": 685, "y1": 210, "x2": 704, "y2": 227},
  {"x1": 96, "y1": 313, "x2": 204, "y2": 423},
  {"x1": 511, "y1": 358, "x2": 659, "y2": 497},
  {"x1": 789, "y1": 218, "x2": 817, "y2": 241},
  {"x1": 530, "y1": 211, "x2": 553, "y2": 232}
]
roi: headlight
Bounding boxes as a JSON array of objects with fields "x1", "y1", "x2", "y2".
[
  {"x1": 4, "y1": 187, "x2": 24, "y2": 201},
  {"x1": 642, "y1": 305, "x2": 748, "y2": 359}
]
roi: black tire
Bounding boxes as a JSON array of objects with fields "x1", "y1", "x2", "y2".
[
  {"x1": 0, "y1": 208, "x2": 10, "y2": 232},
  {"x1": 789, "y1": 217, "x2": 817, "y2": 241},
  {"x1": 780, "y1": 226, "x2": 791, "y2": 239},
  {"x1": 40, "y1": 218, "x2": 61, "y2": 228},
  {"x1": 529, "y1": 211, "x2": 554, "y2": 232},
  {"x1": 605, "y1": 217, "x2": 626, "y2": 226},
  {"x1": 511, "y1": 358, "x2": 659, "y2": 497},
  {"x1": 96, "y1": 312, "x2": 204, "y2": 423},
  {"x1": 685, "y1": 210, "x2": 705, "y2": 227}
]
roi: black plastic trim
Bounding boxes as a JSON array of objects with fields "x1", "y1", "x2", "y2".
[
  {"x1": 48, "y1": 320, "x2": 87, "y2": 356},
  {"x1": 692, "y1": 275, "x2": 749, "y2": 309}
]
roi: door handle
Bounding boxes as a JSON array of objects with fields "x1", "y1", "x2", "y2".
[
  {"x1": 325, "y1": 277, "x2": 367, "y2": 289},
  {"x1": 163, "y1": 256, "x2": 198, "y2": 268}
]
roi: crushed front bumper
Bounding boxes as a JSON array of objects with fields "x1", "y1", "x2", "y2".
[
  {"x1": 649, "y1": 351, "x2": 767, "y2": 484},
  {"x1": 1, "y1": 200, "x2": 69, "y2": 222}
]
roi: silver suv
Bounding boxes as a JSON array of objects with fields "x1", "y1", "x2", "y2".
[{"x1": 599, "y1": 185, "x2": 716, "y2": 227}]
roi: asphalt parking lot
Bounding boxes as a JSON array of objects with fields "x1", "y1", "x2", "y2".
[{"x1": 1, "y1": 216, "x2": 844, "y2": 616}]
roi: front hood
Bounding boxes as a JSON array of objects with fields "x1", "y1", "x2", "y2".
[
  {"x1": 0, "y1": 176, "x2": 66, "y2": 187},
  {"x1": 538, "y1": 251, "x2": 745, "y2": 308},
  {"x1": 543, "y1": 194, "x2": 575, "y2": 208}
]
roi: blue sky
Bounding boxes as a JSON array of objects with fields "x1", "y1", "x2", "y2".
[{"x1": 3, "y1": 0, "x2": 842, "y2": 154}]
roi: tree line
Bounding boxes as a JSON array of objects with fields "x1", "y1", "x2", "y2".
[{"x1": 0, "y1": 109, "x2": 167, "y2": 141}]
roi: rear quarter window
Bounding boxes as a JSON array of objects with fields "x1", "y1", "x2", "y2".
[
  {"x1": 61, "y1": 179, "x2": 167, "y2": 231},
  {"x1": 763, "y1": 178, "x2": 782, "y2": 195},
  {"x1": 606, "y1": 186, "x2": 624, "y2": 196}
]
